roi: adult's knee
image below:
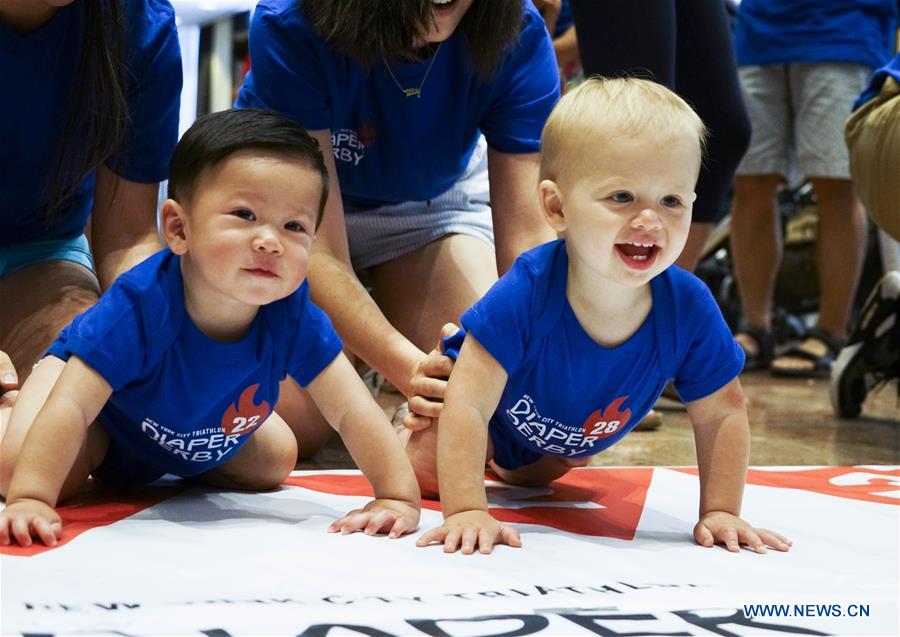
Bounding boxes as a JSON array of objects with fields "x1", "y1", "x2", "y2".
[{"x1": 733, "y1": 175, "x2": 782, "y2": 208}]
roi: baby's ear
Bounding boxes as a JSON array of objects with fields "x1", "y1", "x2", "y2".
[
  {"x1": 538, "y1": 179, "x2": 567, "y2": 233},
  {"x1": 160, "y1": 199, "x2": 189, "y2": 254}
]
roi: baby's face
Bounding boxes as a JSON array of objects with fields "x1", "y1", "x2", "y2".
[
  {"x1": 179, "y1": 151, "x2": 321, "y2": 309},
  {"x1": 556, "y1": 131, "x2": 700, "y2": 288}
]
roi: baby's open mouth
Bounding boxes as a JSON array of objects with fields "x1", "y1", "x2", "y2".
[{"x1": 615, "y1": 242, "x2": 660, "y2": 269}]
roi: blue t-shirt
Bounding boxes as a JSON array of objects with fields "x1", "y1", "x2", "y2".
[
  {"x1": 448, "y1": 240, "x2": 744, "y2": 471},
  {"x1": 734, "y1": 0, "x2": 897, "y2": 69},
  {"x1": 48, "y1": 250, "x2": 343, "y2": 478},
  {"x1": 555, "y1": 0, "x2": 573, "y2": 38},
  {"x1": 855, "y1": 52, "x2": 900, "y2": 108},
  {"x1": 236, "y1": 0, "x2": 559, "y2": 208},
  {"x1": 0, "y1": 0, "x2": 182, "y2": 244}
]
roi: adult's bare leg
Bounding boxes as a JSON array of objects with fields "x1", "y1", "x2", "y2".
[
  {"x1": 368, "y1": 234, "x2": 498, "y2": 352},
  {"x1": 729, "y1": 175, "x2": 783, "y2": 355},
  {"x1": 772, "y1": 178, "x2": 867, "y2": 372},
  {"x1": 0, "y1": 261, "x2": 100, "y2": 383},
  {"x1": 676, "y1": 222, "x2": 713, "y2": 272}
]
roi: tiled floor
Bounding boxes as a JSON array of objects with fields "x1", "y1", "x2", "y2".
[{"x1": 298, "y1": 374, "x2": 899, "y2": 470}]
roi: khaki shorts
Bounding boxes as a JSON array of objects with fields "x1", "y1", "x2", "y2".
[
  {"x1": 737, "y1": 62, "x2": 872, "y2": 181},
  {"x1": 846, "y1": 74, "x2": 900, "y2": 241}
]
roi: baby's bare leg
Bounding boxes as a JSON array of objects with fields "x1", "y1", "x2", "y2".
[
  {"x1": 403, "y1": 424, "x2": 496, "y2": 500},
  {"x1": 198, "y1": 411, "x2": 297, "y2": 491},
  {"x1": 403, "y1": 427, "x2": 440, "y2": 499},
  {"x1": 489, "y1": 455, "x2": 590, "y2": 488},
  {"x1": 0, "y1": 356, "x2": 108, "y2": 502}
]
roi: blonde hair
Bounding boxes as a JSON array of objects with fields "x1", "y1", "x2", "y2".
[{"x1": 540, "y1": 77, "x2": 707, "y2": 182}]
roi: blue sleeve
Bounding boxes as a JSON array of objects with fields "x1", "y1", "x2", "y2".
[
  {"x1": 286, "y1": 282, "x2": 344, "y2": 387},
  {"x1": 236, "y1": 0, "x2": 332, "y2": 131},
  {"x1": 47, "y1": 281, "x2": 151, "y2": 391},
  {"x1": 460, "y1": 255, "x2": 537, "y2": 374},
  {"x1": 106, "y1": 0, "x2": 182, "y2": 183},
  {"x1": 480, "y1": 4, "x2": 560, "y2": 153},
  {"x1": 673, "y1": 283, "x2": 745, "y2": 403}
]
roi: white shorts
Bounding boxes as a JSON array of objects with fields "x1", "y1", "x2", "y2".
[
  {"x1": 736, "y1": 62, "x2": 872, "y2": 181},
  {"x1": 345, "y1": 136, "x2": 493, "y2": 271}
]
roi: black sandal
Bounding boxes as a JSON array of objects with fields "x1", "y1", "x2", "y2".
[
  {"x1": 735, "y1": 325, "x2": 775, "y2": 371},
  {"x1": 770, "y1": 327, "x2": 844, "y2": 379}
]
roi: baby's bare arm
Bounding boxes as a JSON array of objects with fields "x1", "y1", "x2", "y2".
[
  {"x1": 686, "y1": 378, "x2": 790, "y2": 553},
  {"x1": 1, "y1": 357, "x2": 111, "y2": 546},
  {"x1": 305, "y1": 353, "x2": 420, "y2": 536},
  {"x1": 416, "y1": 335, "x2": 520, "y2": 554},
  {"x1": 686, "y1": 378, "x2": 750, "y2": 517}
]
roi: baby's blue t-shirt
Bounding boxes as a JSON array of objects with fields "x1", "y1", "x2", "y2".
[
  {"x1": 235, "y1": 0, "x2": 559, "y2": 208},
  {"x1": 48, "y1": 250, "x2": 343, "y2": 478},
  {"x1": 0, "y1": 0, "x2": 182, "y2": 245},
  {"x1": 734, "y1": 0, "x2": 896, "y2": 70},
  {"x1": 451, "y1": 240, "x2": 744, "y2": 470}
]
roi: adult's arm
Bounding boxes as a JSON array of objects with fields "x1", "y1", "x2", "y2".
[
  {"x1": 306, "y1": 130, "x2": 425, "y2": 396},
  {"x1": 554, "y1": 26, "x2": 579, "y2": 71},
  {"x1": 487, "y1": 149, "x2": 556, "y2": 275},
  {"x1": 89, "y1": 165, "x2": 163, "y2": 290}
]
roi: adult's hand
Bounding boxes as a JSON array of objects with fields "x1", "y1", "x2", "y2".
[
  {"x1": 0, "y1": 349, "x2": 18, "y2": 405},
  {"x1": 404, "y1": 323, "x2": 458, "y2": 431}
]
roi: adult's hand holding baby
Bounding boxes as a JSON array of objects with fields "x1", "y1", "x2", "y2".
[{"x1": 403, "y1": 323, "x2": 459, "y2": 431}]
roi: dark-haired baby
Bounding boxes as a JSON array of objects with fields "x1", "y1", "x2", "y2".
[{"x1": 0, "y1": 109, "x2": 420, "y2": 547}]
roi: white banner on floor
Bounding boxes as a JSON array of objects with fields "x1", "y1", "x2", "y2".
[{"x1": 1, "y1": 466, "x2": 898, "y2": 636}]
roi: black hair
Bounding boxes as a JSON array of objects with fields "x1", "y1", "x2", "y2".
[
  {"x1": 167, "y1": 109, "x2": 330, "y2": 227},
  {"x1": 44, "y1": 0, "x2": 128, "y2": 222},
  {"x1": 301, "y1": 0, "x2": 525, "y2": 79}
]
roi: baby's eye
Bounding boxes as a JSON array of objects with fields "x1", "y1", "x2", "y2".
[
  {"x1": 232, "y1": 208, "x2": 255, "y2": 221},
  {"x1": 661, "y1": 195, "x2": 683, "y2": 208},
  {"x1": 609, "y1": 191, "x2": 633, "y2": 203},
  {"x1": 284, "y1": 220, "x2": 307, "y2": 234}
]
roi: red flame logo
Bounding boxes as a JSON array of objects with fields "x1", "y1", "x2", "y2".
[
  {"x1": 581, "y1": 395, "x2": 632, "y2": 439},
  {"x1": 220, "y1": 384, "x2": 271, "y2": 436}
]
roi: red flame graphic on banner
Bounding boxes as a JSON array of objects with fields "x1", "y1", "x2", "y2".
[
  {"x1": 581, "y1": 395, "x2": 632, "y2": 439},
  {"x1": 220, "y1": 384, "x2": 271, "y2": 436}
]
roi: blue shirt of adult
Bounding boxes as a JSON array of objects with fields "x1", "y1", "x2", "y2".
[
  {"x1": 555, "y1": 0, "x2": 573, "y2": 37},
  {"x1": 0, "y1": 0, "x2": 182, "y2": 245},
  {"x1": 734, "y1": 0, "x2": 897, "y2": 69},
  {"x1": 48, "y1": 250, "x2": 343, "y2": 478},
  {"x1": 446, "y1": 240, "x2": 744, "y2": 471},
  {"x1": 855, "y1": 52, "x2": 900, "y2": 107},
  {"x1": 236, "y1": 0, "x2": 560, "y2": 208}
]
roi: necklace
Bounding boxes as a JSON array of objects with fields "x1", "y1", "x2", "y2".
[{"x1": 383, "y1": 42, "x2": 442, "y2": 98}]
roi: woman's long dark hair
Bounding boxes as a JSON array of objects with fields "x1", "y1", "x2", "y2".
[
  {"x1": 301, "y1": 0, "x2": 524, "y2": 79},
  {"x1": 44, "y1": 0, "x2": 128, "y2": 222}
]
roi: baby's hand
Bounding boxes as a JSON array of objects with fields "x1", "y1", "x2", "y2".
[
  {"x1": 329, "y1": 498, "x2": 419, "y2": 539},
  {"x1": 0, "y1": 498, "x2": 62, "y2": 547},
  {"x1": 694, "y1": 510, "x2": 791, "y2": 554},
  {"x1": 416, "y1": 509, "x2": 522, "y2": 555}
]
